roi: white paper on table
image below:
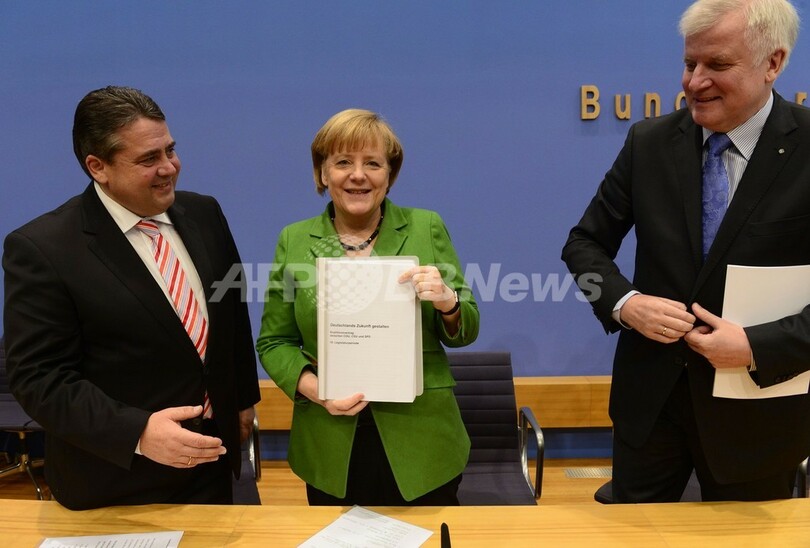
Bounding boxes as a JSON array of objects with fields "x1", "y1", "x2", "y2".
[
  {"x1": 298, "y1": 506, "x2": 432, "y2": 548},
  {"x1": 317, "y1": 256, "x2": 423, "y2": 402},
  {"x1": 39, "y1": 530, "x2": 183, "y2": 548},
  {"x1": 714, "y1": 264, "x2": 810, "y2": 399}
]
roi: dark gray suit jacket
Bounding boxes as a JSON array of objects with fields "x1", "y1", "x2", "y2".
[
  {"x1": 563, "y1": 92, "x2": 810, "y2": 484},
  {"x1": 3, "y1": 184, "x2": 260, "y2": 509}
]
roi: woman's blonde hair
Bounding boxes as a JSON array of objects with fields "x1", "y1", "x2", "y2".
[{"x1": 311, "y1": 109, "x2": 404, "y2": 195}]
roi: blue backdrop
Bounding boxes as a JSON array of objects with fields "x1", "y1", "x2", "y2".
[{"x1": 3, "y1": 1, "x2": 809, "y2": 378}]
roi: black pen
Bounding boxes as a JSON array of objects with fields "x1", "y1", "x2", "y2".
[{"x1": 440, "y1": 522, "x2": 451, "y2": 548}]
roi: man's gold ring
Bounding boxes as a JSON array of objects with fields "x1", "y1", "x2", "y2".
[
  {"x1": 662, "y1": 327, "x2": 668, "y2": 337},
  {"x1": 187, "y1": 456, "x2": 194, "y2": 467}
]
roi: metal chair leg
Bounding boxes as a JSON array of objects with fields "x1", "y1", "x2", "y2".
[
  {"x1": 22, "y1": 453, "x2": 45, "y2": 500},
  {"x1": 0, "y1": 457, "x2": 23, "y2": 477},
  {"x1": 0, "y1": 431, "x2": 46, "y2": 500}
]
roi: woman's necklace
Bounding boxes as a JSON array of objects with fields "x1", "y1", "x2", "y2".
[{"x1": 333, "y1": 213, "x2": 384, "y2": 251}]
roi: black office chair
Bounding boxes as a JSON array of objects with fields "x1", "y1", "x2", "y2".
[
  {"x1": 795, "y1": 457, "x2": 808, "y2": 499},
  {"x1": 0, "y1": 337, "x2": 46, "y2": 499},
  {"x1": 448, "y1": 351, "x2": 543, "y2": 505},
  {"x1": 232, "y1": 416, "x2": 262, "y2": 504}
]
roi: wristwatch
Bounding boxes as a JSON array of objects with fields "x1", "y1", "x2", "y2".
[{"x1": 439, "y1": 290, "x2": 460, "y2": 316}]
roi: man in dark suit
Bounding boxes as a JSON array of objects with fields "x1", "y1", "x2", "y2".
[
  {"x1": 2, "y1": 86, "x2": 260, "y2": 510},
  {"x1": 563, "y1": 0, "x2": 810, "y2": 502}
]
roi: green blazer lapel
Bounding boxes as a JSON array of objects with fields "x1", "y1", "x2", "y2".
[
  {"x1": 307, "y1": 205, "x2": 342, "y2": 258},
  {"x1": 310, "y1": 198, "x2": 409, "y2": 257},
  {"x1": 372, "y1": 198, "x2": 408, "y2": 256}
]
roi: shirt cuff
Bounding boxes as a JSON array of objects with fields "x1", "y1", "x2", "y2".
[{"x1": 611, "y1": 290, "x2": 641, "y2": 329}]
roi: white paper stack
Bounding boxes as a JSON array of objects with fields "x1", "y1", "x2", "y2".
[
  {"x1": 316, "y1": 256, "x2": 423, "y2": 402},
  {"x1": 714, "y1": 264, "x2": 810, "y2": 399}
]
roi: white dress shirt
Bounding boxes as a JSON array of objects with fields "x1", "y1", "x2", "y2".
[{"x1": 93, "y1": 182, "x2": 209, "y2": 325}]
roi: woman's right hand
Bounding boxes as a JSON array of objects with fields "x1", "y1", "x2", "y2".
[
  {"x1": 323, "y1": 394, "x2": 368, "y2": 416},
  {"x1": 297, "y1": 368, "x2": 369, "y2": 416}
]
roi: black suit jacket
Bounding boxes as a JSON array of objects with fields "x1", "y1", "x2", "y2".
[
  {"x1": 2, "y1": 184, "x2": 260, "y2": 509},
  {"x1": 563, "y1": 92, "x2": 810, "y2": 484}
]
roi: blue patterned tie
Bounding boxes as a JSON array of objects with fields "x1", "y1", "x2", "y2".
[{"x1": 702, "y1": 133, "x2": 733, "y2": 260}]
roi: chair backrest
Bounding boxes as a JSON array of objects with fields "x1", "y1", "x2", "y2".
[
  {"x1": 448, "y1": 351, "x2": 520, "y2": 464},
  {"x1": 0, "y1": 336, "x2": 13, "y2": 401},
  {"x1": 0, "y1": 336, "x2": 30, "y2": 411}
]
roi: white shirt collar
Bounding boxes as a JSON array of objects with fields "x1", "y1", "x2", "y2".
[
  {"x1": 702, "y1": 92, "x2": 774, "y2": 161},
  {"x1": 93, "y1": 182, "x2": 173, "y2": 232}
]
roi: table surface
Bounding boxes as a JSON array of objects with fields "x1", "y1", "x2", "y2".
[{"x1": 4, "y1": 498, "x2": 810, "y2": 547}]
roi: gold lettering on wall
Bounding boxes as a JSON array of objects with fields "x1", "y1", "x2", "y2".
[
  {"x1": 580, "y1": 85, "x2": 808, "y2": 120},
  {"x1": 644, "y1": 93, "x2": 661, "y2": 118},
  {"x1": 614, "y1": 94, "x2": 631, "y2": 120},
  {"x1": 580, "y1": 85, "x2": 600, "y2": 119},
  {"x1": 675, "y1": 91, "x2": 687, "y2": 110}
]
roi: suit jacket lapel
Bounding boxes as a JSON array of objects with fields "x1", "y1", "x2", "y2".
[
  {"x1": 169, "y1": 202, "x2": 215, "y2": 301},
  {"x1": 675, "y1": 117, "x2": 706, "y2": 274},
  {"x1": 81, "y1": 185, "x2": 186, "y2": 338},
  {"x1": 692, "y1": 93, "x2": 798, "y2": 296}
]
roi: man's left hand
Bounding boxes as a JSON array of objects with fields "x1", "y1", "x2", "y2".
[{"x1": 684, "y1": 303, "x2": 752, "y2": 369}]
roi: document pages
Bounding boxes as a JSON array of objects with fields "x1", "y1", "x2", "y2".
[
  {"x1": 317, "y1": 256, "x2": 423, "y2": 402},
  {"x1": 714, "y1": 264, "x2": 810, "y2": 399}
]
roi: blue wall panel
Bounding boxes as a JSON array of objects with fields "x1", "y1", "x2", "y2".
[{"x1": 3, "y1": 1, "x2": 809, "y2": 378}]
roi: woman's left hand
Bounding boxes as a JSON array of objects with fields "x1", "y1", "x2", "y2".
[{"x1": 398, "y1": 266, "x2": 456, "y2": 313}]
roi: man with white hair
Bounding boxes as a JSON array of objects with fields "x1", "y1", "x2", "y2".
[{"x1": 563, "y1": 0, "x2": 810, "y2": 502}]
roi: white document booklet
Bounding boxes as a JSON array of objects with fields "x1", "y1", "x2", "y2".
[
  {"x1": 317, "y1": 256, "x2": 423, "y2": 402},
  {"x1": 714, "y1": 264, "x2": 810, "y2": 399}
]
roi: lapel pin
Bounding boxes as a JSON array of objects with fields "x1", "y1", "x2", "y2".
[{"x1": 778, "y1": 148, "x2": 785, "y2": 154}]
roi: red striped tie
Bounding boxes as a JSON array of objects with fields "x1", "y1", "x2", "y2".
[{"x1": 136, "y1": 220, "x2": 212, "y2": 418}]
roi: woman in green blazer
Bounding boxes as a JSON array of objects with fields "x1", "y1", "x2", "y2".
[{"x1": 256, "y1": 109, "x2": 479, "y2": 505}]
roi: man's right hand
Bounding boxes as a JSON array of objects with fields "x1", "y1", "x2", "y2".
[
  {"x1": 619, "y1": 294, "x2": 696, "y2": 344},
  {"x1": 138, "y1": 405, "x2": 226, "y2": 468}
]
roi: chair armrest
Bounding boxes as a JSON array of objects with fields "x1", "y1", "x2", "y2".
[
  {"x1": 519, "y1": 406, "x2": 544, "y2": 499},
  {"x1": 251, "y1": 416, "x2": 261, "y2": 481}
]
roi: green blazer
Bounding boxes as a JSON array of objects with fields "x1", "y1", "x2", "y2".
[{"x1": 257, "y1": 198, "x2": 479, "y2": 500}]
